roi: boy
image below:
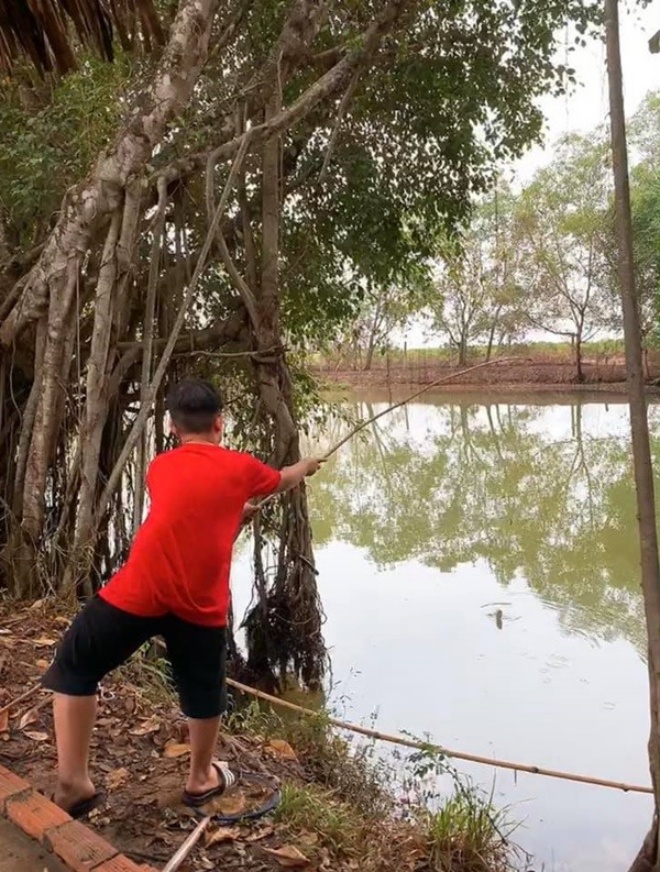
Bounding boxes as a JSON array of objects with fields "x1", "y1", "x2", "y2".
[{"x1": 43, "y1": 378, "x2": 322, "y2": 817}]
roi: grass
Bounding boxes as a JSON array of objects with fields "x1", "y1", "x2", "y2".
[
  {"x1": 226, "y1": 697, "x2": 392, "y2": 818},
  {"x1": 275, "y1": 783, "x2": 360, "y2": 858},
  {"x1": 423, "y1": 792, "x2": 519, "y2": 872},
  {"x1": 121, "y1": 649, "x2": 522, "y2": 871},
  {"x1": 228, "y1": 697, "x2": 522, "y2": 871}
]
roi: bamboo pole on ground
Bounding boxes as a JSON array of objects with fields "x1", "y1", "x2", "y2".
[{"x1": 227, "y1": 677, "x2": 653, "y2": 795}]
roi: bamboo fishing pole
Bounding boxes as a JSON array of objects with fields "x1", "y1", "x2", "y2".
[{"x1": 256, "y1": 355, "x2": 521, "y2": 510}]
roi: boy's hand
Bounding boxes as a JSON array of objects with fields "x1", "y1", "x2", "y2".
[
  {"x1": 303, "y1": 458, "x2": 325, "y2": 477},
  {"x1": 240, "y1": 502, "x2": 259, "y2": 525}
]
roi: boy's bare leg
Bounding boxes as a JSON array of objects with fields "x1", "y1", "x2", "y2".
[
  {"x1": 52, "y1": 693, "x2": 97, "y2": 809},
  {"x1": 186, "y1": 716, "x2": 222, "y2": 793}
]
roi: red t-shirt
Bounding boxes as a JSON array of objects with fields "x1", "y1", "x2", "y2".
[{"x1": 100, "y1": 443, "x2": 281, "y2": 627}]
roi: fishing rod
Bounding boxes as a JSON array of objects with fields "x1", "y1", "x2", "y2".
[{"x1": 255, "y1": 355, "x2": 521, "y2": 510}]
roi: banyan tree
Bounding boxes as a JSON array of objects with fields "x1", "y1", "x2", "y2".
[{"x1": 0, "y1": 0, "x2": 601, "y2": 688}]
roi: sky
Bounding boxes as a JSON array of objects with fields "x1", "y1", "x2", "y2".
[
  {"x1": 400, "y1": 4, "x2": 660, "y2": 348},
  {"x1": 516, "y1": 2, "x2": 659, "y2": 182}
]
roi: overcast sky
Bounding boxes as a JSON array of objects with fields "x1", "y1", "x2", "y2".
[{"x1": 516, "y1": 2, "x2": 659, "y2": 182}]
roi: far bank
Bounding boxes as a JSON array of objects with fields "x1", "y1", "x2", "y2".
[{"x1": 314, "y1": 347, "x2": 660, "y2": 394}]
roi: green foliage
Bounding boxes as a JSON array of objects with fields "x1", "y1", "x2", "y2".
[
  {"x1": 514, "y1": 133, "x2": 615, "y2": 350},
  {"x1": 627, "y1": 93, "x2": 660, "y2": 342},
  {"x1": 429, "y1": 182, "x2": 528, "y2": 361},
  {"x1": 159, "y1": 0, "x2": 607, "y2": 356},
  {"x1": 0, "y1": 54, "x2": 132, "y2": 247}
]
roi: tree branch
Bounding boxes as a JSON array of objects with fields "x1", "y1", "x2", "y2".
[{"x1": 1, "y1": 0, "x2": 221, "y2": 347}]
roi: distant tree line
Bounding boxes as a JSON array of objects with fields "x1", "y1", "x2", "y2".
[{"x1": 335, "y1": 94, "x2": 660, "y2": 381}]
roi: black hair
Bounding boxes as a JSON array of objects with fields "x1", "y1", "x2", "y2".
[{"x1": 166, "y1": 379, "x2": 223, "y2": 434}]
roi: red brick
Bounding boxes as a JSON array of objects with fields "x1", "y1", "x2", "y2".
[
  {"x1": 46, "y1": 820, "x2": 117, "y2": 871},
  {"x1": 92, "y1": 856, "x2": 145, "y2": 872},
  {"x1": 0, "y1": 765, "x2": 30, "y2": 811},
  {"x1": 6, "y1": 790, "x2": 70, "y2": 841}
]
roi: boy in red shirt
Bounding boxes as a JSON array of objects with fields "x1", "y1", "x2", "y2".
[{"x1": 43, "y1": 379, "x2": 322, "y2": 817}]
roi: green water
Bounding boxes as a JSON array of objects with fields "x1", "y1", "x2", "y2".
[{"x1": 234, "y1": 390, "x2": 655, "y2": 871}]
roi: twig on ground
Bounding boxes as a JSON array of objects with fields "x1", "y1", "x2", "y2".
[
  {"x1": 162, "y1": 816, "x2": 212, "y2": 872},
  {"x1": 0, "y1": 683, "x2": 42, "y2": 719}
]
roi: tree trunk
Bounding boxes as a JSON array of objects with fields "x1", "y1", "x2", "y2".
[
  {"x1": 575, "y1": 330, "x2": 584, "y2": 384},
  {"x1": 363, "y1": 337, "x2": 376, "y2": 371},
  {"x1": 486, "y1": 306, "x2": 501, "y2": 362},
  {"x1": 0, "y1": 0, "x2": 220, "y2": 593},
  {"x1": 244, "y1": 91, "x2": 325, "y2": 690},
  {"x1": 606, "y1": 2, "x2": 660, "y2": 867},
  {"x1": 458, "y1": 335, "x2": 468, "y2": 366}
]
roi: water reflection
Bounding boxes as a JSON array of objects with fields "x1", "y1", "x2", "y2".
[
  {"x1": 233, "y1": 391, "x2": 655, "y2": 871},
  {"x1": 310, "y1": 392, "x2": 647, "y2": 655}
]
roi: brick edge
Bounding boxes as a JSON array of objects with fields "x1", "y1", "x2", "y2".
[{"x1": 0, "y1": 764, "x2": 160, "y2": 871}]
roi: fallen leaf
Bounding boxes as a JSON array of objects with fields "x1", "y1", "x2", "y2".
[
  {"x1": 105, "y1": 768, "x2": 129, "y2": 790},
  {"x1": 0, "y1": 629, "x2": 12, "y2": 636},
  {"x1": 0, "y1": 709, "x2": 8, "y2": 734},
  {"x1": 163, "y1": 742, "x2": 190, "y2": 759},
  {"x1": 54, "y1": 617, "x2": 70, "y2": 627},
  {"x1": 129, "y1": 717, "x2": 160, "y2": 737},
  {"x1": 24, "y1": 730, "x2": 48, "y2": 742},
  {"x1": 206, "y1": 826, "x2": 240, "y2": 846},
  {"x1": 211, "y1": 790, "x2": 248, "y2": 817},
  {"x1": 36, "y1": 660, "x2": 49, "y2": 670},
  {"x1": 18, "y1": 708, "x2": 39, "y2": 730},
  {"x1": 266, "y1": 739, "x2": 298, "y2": 762},
  {"x1": 30, "y1": 599, "x2": 46, "y2": 610},
  {"x1": 33, "y1": 638, "x2": 56, "y2": 647},
  {"x1": 263, "y1": 846, "x2": 310, "y2": 868},
  {"x1": 246, "y1": 825, "x2": 274, "y2": 843}
]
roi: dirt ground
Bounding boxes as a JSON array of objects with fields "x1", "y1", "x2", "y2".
[{"x1": 0, "y1": 600, "x2": 328, "y2": 872}]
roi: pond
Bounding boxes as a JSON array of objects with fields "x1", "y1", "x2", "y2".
[{"x1": 233, "y1": 389, "x2": 655, "y2": 871}]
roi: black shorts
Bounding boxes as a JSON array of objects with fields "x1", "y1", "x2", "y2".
[{"x1": 42, "y1": 596, "x2": 227, "y2": 719}]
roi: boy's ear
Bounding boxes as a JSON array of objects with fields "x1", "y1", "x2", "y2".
[{"x1": 213, "y1": 413, "x2": 224, "y2": 434}]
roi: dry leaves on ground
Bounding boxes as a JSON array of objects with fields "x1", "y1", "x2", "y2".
[
  {"x1": 266, "y1": 739, "x2": 298, "y2": 762},
  {"x1": 206, "y1": 826, "x2": 241, "y2": 847},
  {"x1": 263, "y1": 845, "x2": 310, "y2": 868},
  {"x1": 129, "y1": 717, "x2": 161, "y2": 737},
  {"x1": 163, "y1": 742, "x2": 191, "y2": 759},
  {"x1": 106, "y1": 768, "x2": 130, "y2": 790},
  {"x1": 18, "y1": 708, "x2": 39, "y2": 730},
  {"x1": 23, "y1": 730, "x2": 49, "y2": 742}
]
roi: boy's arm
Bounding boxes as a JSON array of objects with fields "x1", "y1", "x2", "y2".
[{"x1": 274, "y1": 458, "x2": 324, "y2": 493}]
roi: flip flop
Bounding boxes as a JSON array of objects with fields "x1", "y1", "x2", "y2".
[
  {"x1": 183, "y1": 761, "x2": 237, "y2": 808},
  {"x1": 52, "y1": 792, "x2": 103, "y2": 820}
]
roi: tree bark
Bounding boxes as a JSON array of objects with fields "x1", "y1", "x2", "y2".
[
  {"x1": 243, "y1": 88, "x2": 325, "y2": 689},
  {"x1": 606, "y1": 2, "x2": 660, "y2": 867},
  {"x1": 575, "y1": 330, "x2": 584, "y2": 384},
  {"x1": 1, "y1": 0, "x2": 220, "y2": 588},
  {"x1": 1, "y1": 0, "x2": 220, "y2": 349}
]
